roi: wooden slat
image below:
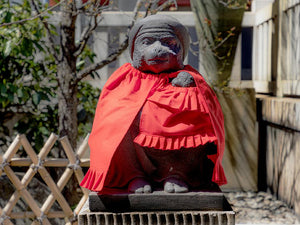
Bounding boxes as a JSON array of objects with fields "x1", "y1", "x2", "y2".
[
  {"x1": 2, "y1": 135, "x2": 50, "y2": 224},
  {"x1": 39, "y1": 136, "x2": 89, "y2": 219},
  {"x1": 9, "y1": 211, "x2": 66, "y2": 219},
  {"x1": 77, "y1": 134, "x2": 90, "y2": 158},
  {"x1": 41, "y1": 168, "x2": 74, "y2": 215},
  {"x1": 1, "y1": 133, "x2": 91, "y2": 224},
  {"x1": 38, "y1": 133, "x2": 58, "y2": 159},
  {"x1": 0, "y1": 155, "x2": 3, "y2": 176},
  {"x1": 60, "y1": 137, "x2": 89, "y2": 194},
  {"x1": 3, "y1": 135, "x2": 57, "y2": 220},
  {"x1": 61, "y1": 136, "x2": 90, "y2": 216},
  {"x1": 3, "y1": 135, "x2": 58, "y2": 219},
  {"x1": 59, "y1": 137, "x2": 90, "y2": 216},
  {"x1": 74, "y1": 194, "x2": 89, "y2": 216},
  {"x1": 4, "y1": 166, "x2": 51, "y2": 225},
  {"x1": 3, "y1": 168, "x2": 39, "y2": 218},
  {"x1": 20, "y1": 136, "x2": 38, "y2": 164},
  {"x1": 3, "y1": 135, "x2": 22, "y2": 162},
  {"x1": 9, "y1": 158, "x2": 90, "y2": 167},
  {"x1": 0, "y1": 204, "x2": 14, "y2": 225},
  {"x1": 37, "y1": 166, "x2": 73, "y2": 217}
]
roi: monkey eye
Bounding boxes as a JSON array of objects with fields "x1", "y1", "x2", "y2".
[
  {"x1": 161, "y1": 38, "x2": 179, "y2": 47},
  {"x1": 160, "y1": 38, "x2": 181, "y2": 53},
  {"x1": 141, "y1": 37, "x2": 155, "y2": 45}
]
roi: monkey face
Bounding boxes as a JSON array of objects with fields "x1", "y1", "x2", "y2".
[{"x1": 132, "y1": 32, "x2": 184, "y2": 74}]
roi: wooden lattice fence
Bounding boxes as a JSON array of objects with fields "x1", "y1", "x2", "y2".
[{"x1": 0, "y1": 133, "x2": 90, "y2": 225}]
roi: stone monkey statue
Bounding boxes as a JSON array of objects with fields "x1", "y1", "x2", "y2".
[{"x1": 80, "y1": 15, "x2": 226, "y2": 194}]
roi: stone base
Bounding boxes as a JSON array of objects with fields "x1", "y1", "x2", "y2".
[
  {"x1": 78, "y1": 188, "x2": 235, "y2": 225},
  {"x1": 78, "y1": 208, "x2": 235, "y2": 225},
  {"x1": 89, "y1": 190, "x2": 227, "y2": 212}
]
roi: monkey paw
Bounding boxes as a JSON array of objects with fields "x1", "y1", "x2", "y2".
[
  {"x1": 164, "y1": 177, "x2": 189, "y2": 193},
  {"x1": 171, "y1": 72, "x2": 196, "y2": 87},
  {"x1": 128, "y1": 178, "x2": 152, "y2": 193}
]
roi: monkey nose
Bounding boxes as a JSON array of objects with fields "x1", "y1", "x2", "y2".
[{"x1": 150, "y1": 41, "x2": 167, "y2": 57}]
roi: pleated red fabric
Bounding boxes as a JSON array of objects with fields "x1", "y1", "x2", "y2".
[{"x1": 80, "y1": 63, "x2": 226, "y2": 192}]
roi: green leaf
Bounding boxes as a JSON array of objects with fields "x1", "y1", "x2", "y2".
[
  {"x1": 7, "y1": 92, "x2": 14, "y2": 102},
  {"x1": 39, "y1": 92, "x2": 50, "y2": 101},
  {"x1": 3, "y1": 11, "x2": 13, "y2": 23},
  {"x1": 21, "y1": 38, "x2": 33, "y2": 56},
  {"x1": 32, "y1": 92, "x2": 41, "y2": 105},
  {"x1": 0, "y1": 83, "x2": 7, "y2": 94},
  {"x1": 4, "y1": 40, "x2": 12, "y2": 56},
  {"x1": 76, "y1": 60, "x2": 85, "y2": 70},
  {"x1": 17, "y1": 88, "x2": 23, "y2": 98}
]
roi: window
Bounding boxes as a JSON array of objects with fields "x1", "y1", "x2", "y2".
[{"x1": 241, "y1": 27, "x2": 253, "y2": 80}]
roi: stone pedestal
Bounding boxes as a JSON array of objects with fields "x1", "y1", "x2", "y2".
[{"x1": 78, "y1": 188, "x2": 235, "y2": 225}]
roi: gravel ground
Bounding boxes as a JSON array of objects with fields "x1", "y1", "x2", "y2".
[{"x1": 225, "y1": 192, "x2": 300, "y2": 224}]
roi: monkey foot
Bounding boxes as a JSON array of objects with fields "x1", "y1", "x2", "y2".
[
  {"x1": 164, "y1": 177, "x2": 189, "y2": 193},
  {"x1": 128, "y1": 178, "x2": 152, "y2": 193}
]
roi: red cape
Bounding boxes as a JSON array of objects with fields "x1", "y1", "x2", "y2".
[{"x1": 80, "y1": 63, "x2": 226, "y2": 191}]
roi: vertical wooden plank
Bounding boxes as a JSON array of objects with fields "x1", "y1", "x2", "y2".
[
  {"x1": 252, "y1": 25, "x2": 258, "y2": 82},
  {"x1": 294, "y1": 132, "x2": 300, "y2": 215},
  {"x1": 292, "y1": 5, "x2": 299, "y2": 82},
  {"x1": 288, "y1": 9, "x2": 293, "y2": 81},
  {"x1": 263, "y1": 22, "x2": 268, "y2": 81},
  {"x1": 267, "y1": 19, "x2": 273, "y2": 82},
  {"x1": 275, "y1": 0, "x2": 284, "y2": 96},
  {"x1": 257, "y1": 25, "x2": 263, "y2": 81},
  {"x1": 296, "y1": 5, "x2": 300, "y2": 81},
  {"x1": 230, "y1": 34, "x2": 242, "y2": 83}
]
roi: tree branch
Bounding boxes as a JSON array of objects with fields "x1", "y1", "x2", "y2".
[
  {"x1": 74, "y1": 14, "x2": 100, "y2": 57},
  {"x1": 59, "y1": 0, "x2": 78, "y2": 63},
  {"x1": 0, "y1": 1, "x2": 63, "y2": 28},
  {"x1": 74, "y1": 0, "x2": 108, "y2": 57},
  {"x1": 75, "y1": 0, "x2": 145, "y2": 82},
  {"x1": 152, "y1": 0, "x2": 178, "y2": 13},
  {"x1": 218, "y1": 0, "x2": 246, "y2": 9},
  {"x1": 77, "y1": 38, "x2": 129, "y2": 82},
  {"x1": 75, "y1": 0, "x2": 110, "y2": 16},
  {"x1": 75, "y1": 0, "x2": 175, "y2": 82},
  {"x1": 30, "y1": 0, "x2": 61, "y2": 63},
  {"x1": 212, "y1": 31, "x2": 235, "y2": 51}
]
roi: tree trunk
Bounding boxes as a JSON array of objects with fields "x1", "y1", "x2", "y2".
[
  {"x1": 57, "y1": 62, "x2": 78, "y2": 151},
  {"x1": 57, "y1": 61, "x2": 81, "y2": 205},
  {"x1": 57, "y1": 1, "x2": 78, "y2": 150}
]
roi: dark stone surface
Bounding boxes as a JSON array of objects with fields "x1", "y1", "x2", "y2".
[{"x1": 89, "y1": 187, "x2": 233, "y2": 213}]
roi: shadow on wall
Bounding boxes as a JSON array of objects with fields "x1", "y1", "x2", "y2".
[{"x1": 217, "y1": 88, "x2": 258, "y2": 192}]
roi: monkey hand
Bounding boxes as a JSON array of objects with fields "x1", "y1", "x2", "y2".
[{"x1": 171, "y1": 72, "x2": 196, "y2": 87}]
